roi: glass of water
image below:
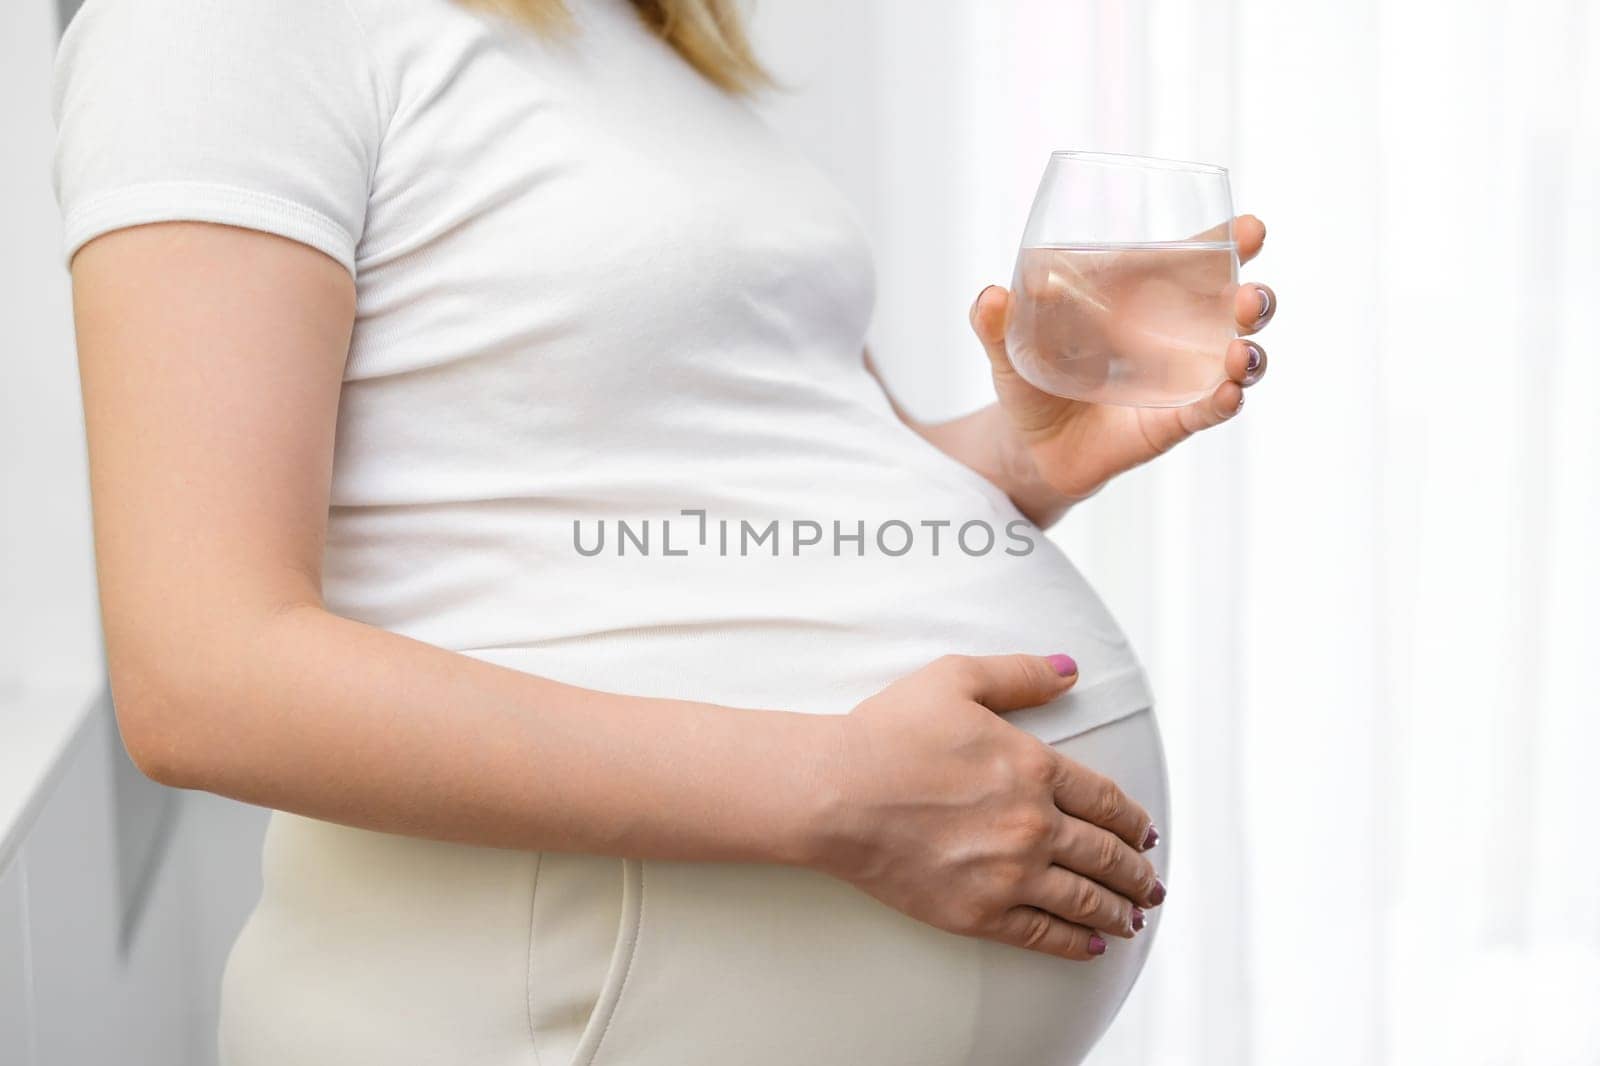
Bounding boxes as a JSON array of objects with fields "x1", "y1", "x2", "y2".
[{"x1": 1005, "y1": 151, "x2": 1238, "y2": 408}]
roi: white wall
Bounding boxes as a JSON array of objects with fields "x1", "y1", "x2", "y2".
[
  {"x1": 0, "y1": 0, "x2": 100, "y2": 693},
  {"x1": 2, "y1": 700, "x2": 269, "y2": 1066}
]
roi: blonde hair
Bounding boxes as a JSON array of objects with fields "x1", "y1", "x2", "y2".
[{"x1": 459, "y1": 0, "x2": 769, "y2": 93}]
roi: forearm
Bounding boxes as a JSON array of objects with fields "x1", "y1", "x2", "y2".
[
  {"x1": 863, "y1": 349, "x2": 1075, "y2": 528},
  {"x1": 120, "y1": 603, "x2": 840, "y2": 866},
  {"x1": 913, "y1": 404, "x2": 1077, "y2": 529}
]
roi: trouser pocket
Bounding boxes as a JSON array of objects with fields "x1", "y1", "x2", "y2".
[
  {"x1": 564, "y1": 859, "x2": 983, "y2": 1066},
  {"x1": 528, "y1": 852, "x2": 630, "y2": 1066}
]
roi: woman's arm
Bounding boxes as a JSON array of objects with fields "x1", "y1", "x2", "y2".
[
  {"x1": 72, "y1": 221, "x2": 1163, "y2": 960},
  {"x1": 857, "y1": 352, "x2": 1068, "y2": 521},
  {"x1": 74, "y1": 221, "x2": 835, "y2": 865},
  {"x1": 863, "y1": 356, "x2": 1072, "y2": 527}
]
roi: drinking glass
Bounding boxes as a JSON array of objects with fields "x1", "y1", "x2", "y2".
[{"x1": 1005, "y1": 151, "x2": 1238, "y2": 408}]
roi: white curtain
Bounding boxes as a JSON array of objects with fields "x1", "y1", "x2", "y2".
[{"x1": 754, "y1": 1, "x2": 1600, "y2": 1062}]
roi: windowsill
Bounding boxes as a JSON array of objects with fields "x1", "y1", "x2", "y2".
[{"x1": 0, "y1": 670, "x2": 106, "y2": 874}]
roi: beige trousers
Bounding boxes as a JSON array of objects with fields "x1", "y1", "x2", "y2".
[{"x1": 220, "y1": 709, "x2": 1169, "y2": 1066}]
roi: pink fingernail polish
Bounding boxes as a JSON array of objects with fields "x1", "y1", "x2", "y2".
[
  {"x1": 1245, "y1": 342, "x2": 1263, "y2": 373},
  {"x1": 1148, "y1": 879, "x2": 1167, "y2": 906},
  {"x1": 1047, "y1": 654, "x2": 1078, "y2": 677},
  {"x1": 1256, "y1": 287, "x2": 1273, "y2": 320},
  {"x1": 1088, "y1": 935, "x2": 1107, "y2": 956},
  {"x1": 1131, "y1": 908, "x2": 1146, "y2": 933},
  {"x1": 1142, "y1": 825, "x2": 1160, "y2": 850}
]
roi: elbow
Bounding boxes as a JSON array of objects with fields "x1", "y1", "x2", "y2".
[
  {"x1": 119, "y1": 725, "x2": 193, "y2": 791},
  {"x1": 103, "y1": 600, "x2": 309, "y2": 792},
  {"x1": 108, "y1": 662, "x2": 207, "y2": 790}
]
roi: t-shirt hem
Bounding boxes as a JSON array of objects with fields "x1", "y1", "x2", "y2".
[
  {"x1": 456, "y1": 638, "x2": 1155, "y2": 746},
  {"x1": 1000, "y1": 665, "x2": 1156, "y2": 744},
  {"x1": 60, "y1": 180, "x2": 357, "y2": 277}
]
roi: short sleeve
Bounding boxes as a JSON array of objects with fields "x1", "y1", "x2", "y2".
[{"x1": 52, "y1": 0, "x2": 388, "y2": 276}]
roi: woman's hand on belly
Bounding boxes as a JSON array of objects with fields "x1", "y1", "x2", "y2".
[{"x1": 807, "y1": 654, "x2": 1166, "y2": 961}]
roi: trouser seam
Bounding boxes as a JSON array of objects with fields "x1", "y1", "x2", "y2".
[{"x1": 525, "y1": 850, "x2": 546, "y2": 1066}]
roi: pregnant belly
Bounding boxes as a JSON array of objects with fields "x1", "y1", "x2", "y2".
[
  {"x1": 325, "y1": 454, "x2": 1154, "y2": 743},
  {"x1": 219, "y1": 712, "x2": 1169, "y2": 1066}
]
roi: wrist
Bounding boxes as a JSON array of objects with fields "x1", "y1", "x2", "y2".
[
  {"x1": 981, "y1": 407, "x2": 1081, "y2": 527},
  {"x1": 774, "y1": 712, "x2": 867, "y2": 875}
]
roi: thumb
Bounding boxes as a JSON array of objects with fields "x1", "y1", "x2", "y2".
[
  {"x1": 939, "y1": 652, "x2": 1078, "y2": 712},
  {"x1": 969, "y1": 285, "x2": 1014, "y2": 376}
]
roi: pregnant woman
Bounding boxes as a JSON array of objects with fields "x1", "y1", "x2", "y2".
[{"x1": 54, "y1": 0, "x2": 1275, "y2": 1062}]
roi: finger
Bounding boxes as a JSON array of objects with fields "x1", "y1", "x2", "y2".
[
  {"x1": 1224, "y1": 338, "x2": 1268, "y2": 387},
  {"x1": 1031, "y1": 865, "x2": 1142, "y2": 938},
  {"x1": 993, "y1": 906, "x2": 1107, "y2": 961},
  {"x1": 1188, "y1": 213, "x2": 1266, "y2": 264},
  {"x1": 1134, "y1": 379, "x2": 1245, "y2": 455},
  {"x1": 969, "y1": 284, "x2": 1013, "y2": 375},
  {"x1": 937, "y1": 652, "x2": 1078, "y2": 712},
  {"x1": 1235, "y1": 213, "x2": 1267, "y2": 264},
  {"x1": 1052, "y1": 818, "x2": 1163, "y2": 909},
  {"x1": 1052, "y1": 756, "x2": 1155, "y2": 850},
  {"x1": 1233, "y1": 282, "x2": 1276, "y2": 333}
]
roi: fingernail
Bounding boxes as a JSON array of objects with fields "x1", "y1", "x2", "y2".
[
  {"x1": 1244, "y1": 342, "x2": 1262, "y2": 373},
  {"x1": 1131, "y1": 908, "x2": 1146, "y2": 933},
  {"x1": 1088, "y1": 934, "x2": 1107, "y2": 956},
  {"x1": 1046, "y1": 653, "x2": 1078, "y2": 677},
  {"x1": 973, "y1": 284, "x2": 1000, "y2": 316},
  {"x1": 1142, "y1": 824, "x2": 1160, "y2": 850},
  {"x1": 1234, "y1": 392, "x2": 1246, "y2": 413},
  {"x1": 1255, "y1": 286, "x2": 1273, "y2": 321},
  {"x1": 1148, "y1": 879, "x2": 1167, "y2": 906}
]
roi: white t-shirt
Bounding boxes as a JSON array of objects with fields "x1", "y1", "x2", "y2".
[{"x1": 53, "y1": 0, "x2": 1153, "y2": 738}]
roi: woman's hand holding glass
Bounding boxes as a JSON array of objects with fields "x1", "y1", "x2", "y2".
[{"x1": 970, "y1": 214, "x2": 1276, "y2": 508}]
